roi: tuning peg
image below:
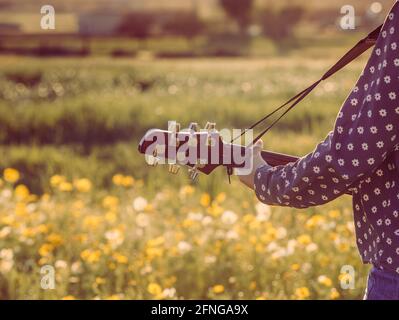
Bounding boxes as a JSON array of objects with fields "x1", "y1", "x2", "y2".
[
  {"x1": 204, "y1": 122, "x2": 216, "y2": 131},
  {"x1": 188, "y1": 122, "x2": 199, "y2": 132},
  {"x1": 168, "y1": 164, "x2": 180, "y2": 174},
  {"x1": 168, "y1": 121, "x2": 181, "y2": 133},
  {"x1": 145, "y1": 147, "x2": 161, "y2": 166},
  {"x1": 203, "y1": 122, "x2": 217, "y2": 146},
  {"x1": 145, "y1": 155, "x2": 159, "y2": 167},
  {"x1": 188, "y1": 167, "x2": 199, "y2": 181},
  {"x1": 168, "y1": 121, "x2": 180, "y2": 147}
]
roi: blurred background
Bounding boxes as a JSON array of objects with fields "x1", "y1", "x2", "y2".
[{"x1": 0, "y1": 0, "x2": 394, "y2": 300}]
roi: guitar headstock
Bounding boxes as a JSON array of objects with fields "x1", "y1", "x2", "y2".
[{"x1": 138, "y1": 121, "x2": 252, "y2": 181}]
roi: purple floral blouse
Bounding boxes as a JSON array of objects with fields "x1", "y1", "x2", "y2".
[{"x1": 254, "y1": 1, "x2": 399, "y2": 275}]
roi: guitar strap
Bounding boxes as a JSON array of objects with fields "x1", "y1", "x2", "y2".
[{"x1": 231, "y1": 24, "x2": 382, "y2": 146}]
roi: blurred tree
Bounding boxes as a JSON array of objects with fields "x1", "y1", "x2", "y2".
[
  {"x1": 162, "y1": 12, "x2": 204, "y2": 39},
  {"x1": 118, "y1": 13, "x2": 153, "y2": 38},
  {"x1": 219, "y1": 0, "x2": 254, "y2": 33},
  {"x1": 259, "y1": 6, "x2": 304, "y2": 46}
]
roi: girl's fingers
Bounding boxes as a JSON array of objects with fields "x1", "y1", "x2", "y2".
[{"x1": 253, "y1": 139, "x2": 263, "y2": 154}]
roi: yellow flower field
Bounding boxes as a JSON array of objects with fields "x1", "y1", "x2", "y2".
[{"x1": 0, "y1": 168, "x2": 369, "y2": 299}]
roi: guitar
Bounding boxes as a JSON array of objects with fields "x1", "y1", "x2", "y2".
[
  {"x1": 138, "y1": 121, "x2": 298, "y2": 181},
  {"x1": 137, "y1": 24, "x2": 382, "y2": 191}
]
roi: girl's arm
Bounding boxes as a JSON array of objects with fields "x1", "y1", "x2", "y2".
[{"x1": 240, "y1": 3, "x2": 399, "y2": 208}]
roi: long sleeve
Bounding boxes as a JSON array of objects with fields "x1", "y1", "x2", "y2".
[{"x1": 254, "y1": 4, "x2": 399, "y2": 208}]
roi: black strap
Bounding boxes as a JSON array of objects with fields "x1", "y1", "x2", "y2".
[{"x1": 231, "y1": 24, "x2": 382, "y2": 146}]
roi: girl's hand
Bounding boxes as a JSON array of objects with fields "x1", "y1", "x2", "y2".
[{"x1": 237, "y1": 139, "x2": 270, "y2": 190}]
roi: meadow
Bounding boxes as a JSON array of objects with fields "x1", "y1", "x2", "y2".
[{"x1": 0, "y1": 49, "x2": 372, "y2": 299}]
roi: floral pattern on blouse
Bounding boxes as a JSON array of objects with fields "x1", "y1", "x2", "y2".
[{"x1": 254, "y1": 1, "x2": 399, "y2": 274}]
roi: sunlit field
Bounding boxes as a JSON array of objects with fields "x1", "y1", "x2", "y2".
[{"x1": 0, "y1": 53, "x2": 372, "y2": 299}]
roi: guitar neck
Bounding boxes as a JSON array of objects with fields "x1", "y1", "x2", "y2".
[{"x1": 261, "y1": 150, "x2": 299, "y2": 167}]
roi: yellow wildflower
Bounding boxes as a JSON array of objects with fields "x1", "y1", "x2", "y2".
[
  {"x1": 74, "y1": 178, "x2": 92, "y2": 193},
  {"x1": 200, "y1": 193, "x2": 211, "y2": 207},
  {"x1": 112, "y1": 174, "x2": 124, "y2": 186},
  {"x1": 337, "y1": 242, "x2": 350, "y2": 252},
  {"x1": 100, "y1": 243, "x2": 112, "y2": 255},
  {"x1": 105, "y1": 294, "x2": 123, "y2": 300},
  {"x1": 295, "y1": 287, "x2": 310, "y2": 300},
  {"x1": 297, "y1": 234, "x2": 312, "y2": 245},
  {"x1": 3, "y1": 168, "x2": 20, "y2": 183},
  {"x1": 147, "y1": 283, "x2": 162, "y2": 296},
  {"x1": 15, "y1": 203, "x2": 27, "y2": 217},
  {"x1": 328, "y1": 210, "x2": 341, "y2": 219},
  {"x1": 317, "y1": 275, "x2": 333, "y2": 287},
  {"x1": 102, "y1": 196, "x2": 119, "y2": 209},
  {"x1": 145, "y1": 247, "x2": 164, "y2": 260},
  {"x1": 215, "y1": 192, "x2": 226, "y2": 204},
  {"x1": 305, "y1": 215, "x2": 325, "y2": 229},
  {"x1": 62, "y1": 295, "x2": 76, "y2": 300},
  {"x1": 1, "y1": 215, "x2": 15, "y2": 226},
  {"x1": 182, "y1": 218, "x2": 195, "y2": 228},
  {"x1": 108, "y1": 262, "x2": 116, "y2": 270},
  {"x1": 207, "y1": 204, "x2": 223, "y2": 217},
  {"x1": 50, "y1": 175, "x2": 65, "y2": 187},
  {"x1": 22, "y1": 227, "x2": 37, "y2": 238},
  {"x1": 121, "y1": 175, "x2": 134, "y2": 187},
  {"x1": 243, "y1": 214, "x2": 254, "y2": 224},
  {"x1": 38, "y1": 243, "x2": 54, "y2": 257},
  {"x1": 14, "y1": 184, "x2": 30, "y2": 200},
  {"x1": 59, "y1": 182, "x2": 73, "y2": 192},
  {"x1": 291, "y1": 263, "x2": 301, "y2": 271},
  {"x1": 318, "y1": 255, "x2": 331, "y2": 267},
  {"x1": 330, "y1": 288, "x2": 340, "y2": 300},
  {"x1": 212, "y1": 284, "x2": 225, "y2": 294},
  {"x1": 113, "y1": 253, "x2": 128, "y2": 264},
  {"x1": 80, "y1": 249, "x2": 101, "y2": 264},
  {"x1": 338, "y1": 273, "x2": 353, "y2": 283},
  {"x1": 47, "y1": 233, "x2": 64, "y2": 246},
  {"x1": 83, "y1": 215, "x2": 102, "y2": 230},
  {"x1": 147, "y1": 236, "x2": 165, "y2": 247},
  {"x1": 180, "y1": 185, "x2": 195, "y2": 197},
  {"x1": 105, "y1": 211, "x2": 117, "y2": 224},
  {"x1": 95, "y1": 277, "x2": 106, "y2": 285},
  {"x1": 74, "y1": 234, "x2": 88, "y2": 244}
]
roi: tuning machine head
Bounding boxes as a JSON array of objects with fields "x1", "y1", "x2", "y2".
[
  {"x1": 188, "y1": 122, "x2": 199, "y2": 132},
  {"x1": 168, "y1": 121, "x2": 181, "y2": 147},
  {"x1": 145, "y1": 154, "x2": 160, "y2": 167},
  {"x1": 204, "y1": 122, "x2": 217, "y2": 147},
  {"x1": 168, "y1": 121, "x2": 181, "y2": 133},
  {"x1": 188, "y1": 167, "x2": 199, "y2": 181},
  {"x1": 145, "y1": 144, "x2": 165, "y2": 167},
  {"x1": 204, "y1": 122, "x2": 216, "y2": 131},
  {"x1": 168, "y1": 164, "x2": 180, "y2": 174}
]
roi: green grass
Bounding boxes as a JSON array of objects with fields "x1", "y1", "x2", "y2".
[
  {"x1": 0, "y1": 37, "x2": 377, "y2": 299},
  {"x1": 0, "y1": 52, "x2": 369, "y2": 192}
]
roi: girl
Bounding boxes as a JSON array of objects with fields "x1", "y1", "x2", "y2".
[{"x1": 239, "y1": 1, "x2": 399, "y2": 300}]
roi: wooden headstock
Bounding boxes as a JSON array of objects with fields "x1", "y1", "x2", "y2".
[{"x1": 138, "y1": 121, "x2": 299, "y2": 181}]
